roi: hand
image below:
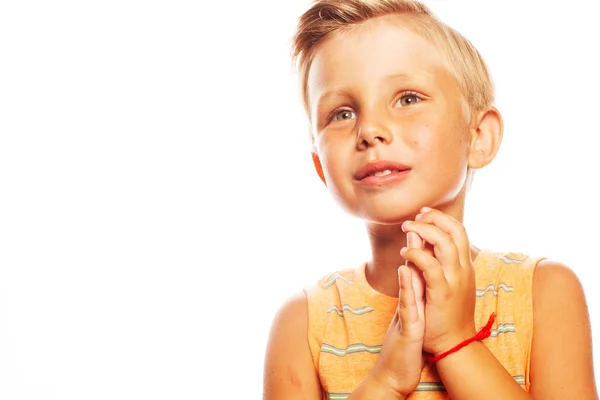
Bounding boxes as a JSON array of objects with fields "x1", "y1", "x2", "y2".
[
  {"x1": 400, "y1": 207, "x2": 477, "y2": 356},
  {"x1": 405, "y1": 232, "x2": 426, "y2": 312},
  {"x1": 370, "y1": 265, "x2": 425, "y2": 398}
]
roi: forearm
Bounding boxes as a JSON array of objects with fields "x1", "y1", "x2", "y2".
[
  {"x1": 347, "y1": 374, "x2": 407, "y2": 400},
  {"x1": 436, "y1": 341, "x2": 531, "y2": 400}
]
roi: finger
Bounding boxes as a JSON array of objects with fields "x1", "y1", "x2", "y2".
[
  {"x1": 405, "y1": 232, "x2": 426, "y2": 303},
  {"x1": 410, "y1": 264, "x2": 425, "y2": 303},
  {"x1": 417, "y1": 207, "x2": 471, "y2": 269},
  {"x1": 397, "y1": 266, "x2": 421, "y2": 333},
  {"x1": 407, "y1": 230, "x2": 434, "y2": 259},
  {"x1": 407, "y1": 231, "x2": 424, "y2": 251},
  {"x1": 403, "y1": 220, "x2": 460, "y2": 276},
  {"x1": 400, "y1": 247, "x2": 450, "y2": 303}
]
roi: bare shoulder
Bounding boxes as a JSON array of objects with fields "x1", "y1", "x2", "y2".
[
  {"x1": 263, "y1": 291, "x2": 322, "y2": 400},
  {"x1": 530, "y1": 259, "x2": 598, "y2": 399},
  {"x1": 533, "y1": 259, "x2": 582, "y2": 289}
]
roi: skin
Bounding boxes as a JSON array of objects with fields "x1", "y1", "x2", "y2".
[{"x1": 263, "y1": 14, "x2": 598, "y2": 400}]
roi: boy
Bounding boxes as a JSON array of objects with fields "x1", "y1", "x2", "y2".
[{"x1": 263, "y1": 1, "x2": 598, "y2": 399}]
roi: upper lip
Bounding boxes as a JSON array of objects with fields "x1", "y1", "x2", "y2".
[{"x1": 354, "y1": 160, "x2": 411, "y2": 180}]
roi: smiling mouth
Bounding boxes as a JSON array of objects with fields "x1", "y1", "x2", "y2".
[
  {"x1": 353, "y1": 160, "x2": 412, "y2": 187},
  {"x1": 366, "y1": 169, "x2": 398, "y2": 178},
  {"x1": 354, "y1": 161, "x2": 411, "y2": 181},
  {"x1": 357, "y1": 168, "x2": 411, "y2": 186}
]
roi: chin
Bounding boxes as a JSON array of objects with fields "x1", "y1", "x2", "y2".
[
  {"x1": 331, "y1": 184, "x2": 455, "y2": 224},
  {"x1": 362, "y1": 209, "x2": 413, "y2": 225},
  {"x1": 353, "y1": 199, "x2": 423, "y2": 225},
  {"x1": 332, "y1": 188, "x2": 419, "y2": 221}
]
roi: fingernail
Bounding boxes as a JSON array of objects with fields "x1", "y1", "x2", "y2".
[
  {"x1": 400, "y1": 246, "x2": 407, "y2": 255},
  {"x1": 421, "y1": 206, "x2": 431, "y2": 212},
  {"x1": 415, "y1": 213, "x2": 423, "y2": 221},
  {"x1": 398, "y1": 265, "x2": 406, "y2": 276},
  {"x1": 407, "y1": 231, "x2": 415, "y2": 247}
]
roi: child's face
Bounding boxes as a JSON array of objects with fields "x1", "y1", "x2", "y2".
[{"x1": 307, "y1": 15, "x2": 473, "y2": 223}]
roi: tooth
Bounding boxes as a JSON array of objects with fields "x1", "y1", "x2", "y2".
[{"x1": 374, "y1": 169, "x2": 392, "y2": 177}]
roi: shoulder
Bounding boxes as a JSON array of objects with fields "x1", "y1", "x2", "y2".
[
  {"x1": 531, "y1": 259, "x2": 588, "y2": 336},
  {"x1": 269, "y1": 291, "x2": 310, "y2": 335},
  {"x1": 263, "y1": 291, "x2": 322, "y2": 399},
  {"x1": 263, "y1": 265, "x2": 364, "y2": 399},
  {"x1": 530, "y1": 259, "x2": 590, "y2": 345},
  {"x1": 532, "y1": 259, "x2": 586, "y2": 304},
  {"x1": 533, "y1": 258, "x2": 580, "y2": 283},
  {"x1": 529, "y1": 259, "x2": 598, "y2": 398}
]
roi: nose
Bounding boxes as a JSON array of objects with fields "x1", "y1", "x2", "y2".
[{"x1": 356, "y1": 110, "x2": 393, "y2": 150}]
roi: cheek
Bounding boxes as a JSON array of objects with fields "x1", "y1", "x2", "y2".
[
  {"x1": 321, "y1": 148, "x2": 345, "y2": 181},
  {"x1": 411, "y1": 116, "x2": 467, "y2": 155},
  {"x1": 404, "y1": 122, "x2": 444, "y2": 154},
  {"x1": 317, "y1": 137, "x2": 346, "y2": 173},
  {"x1": 400, "y1": 111, "x2": 447, "y2": 147}
]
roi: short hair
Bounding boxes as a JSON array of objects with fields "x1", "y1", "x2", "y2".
[{"x1": 292, "y1": 0, "x2": 494, "y2": 119}]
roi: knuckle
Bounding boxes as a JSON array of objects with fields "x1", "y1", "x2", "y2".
[
  {"x1": 439, "y1": 288, "x2": 452, "y2": 301},
  {"x1": 439, "y1": 236, "x2": 452, "y2": 249},
  {"x1": 424, "y1": 259, "x2": 439, "y2": 271},
  {"x1": 453, "y1": 223, "x2": 467, "y2": 238}
]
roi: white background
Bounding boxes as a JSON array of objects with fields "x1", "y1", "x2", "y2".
[{"x1": 0, "y1": 1, "x2": 598, "y2": 398}]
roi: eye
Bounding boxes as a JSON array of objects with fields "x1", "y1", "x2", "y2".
[
  {"x1": 395, "y1": 92, "x2": 423, "y2": 107},
  {"x1": 333, "y1": 109, "x2": 356, "y2": 121}
]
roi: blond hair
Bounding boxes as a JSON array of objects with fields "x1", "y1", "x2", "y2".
[{"x1": 292, "y1": 0, "x2": 494, "y2": 118}]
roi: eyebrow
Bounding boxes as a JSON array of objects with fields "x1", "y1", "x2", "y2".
[
  {"x1": 316, "y1": 88, "x2": 351, "y2": 107},
  {"x1": 384, "y1": 72, "x2": 434, "y2": 83},
  {"x1": 383, "y1": 73, "x2": 413, "y2": 81}
]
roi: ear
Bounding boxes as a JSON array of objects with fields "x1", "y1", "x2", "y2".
[
  {"x1": 468, "y1": 106, "x2": 503, "y2": 169},
  {"x1": 311, "y1": 151, "x2": 327, "y2": 186}
]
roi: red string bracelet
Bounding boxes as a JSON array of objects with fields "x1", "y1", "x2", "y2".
[{"x1": 424, "y1": 312, "x2": 496, "y2": 363}]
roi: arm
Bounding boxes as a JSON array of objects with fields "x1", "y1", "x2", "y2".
[
  {"x1": 434, "y1": 332, "x2": 532, "y2": 399},
  {"x1": 435, "y1": 261, "x2": 599, "y2": 400},
  {"x1": 263, "y1": 291, "x2": 322, "y2": 400},
  {"x1": 402, "y1": 210, "x2": 533, "y2": 399},
  {"x1": 528, "y1": 260, "x2": 598, "y2": 399},
  {"x1": 262, "y1": 291, "x2": 397, "y2": 400},
  {"x1": 402, "y1": 208, "x2": 599, "y2": 399},
  {"x1": 264, "y1": 266, "x2": 425, "y2": 400}
]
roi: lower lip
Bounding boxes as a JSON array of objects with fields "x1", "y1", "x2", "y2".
[{"x1": 356, "y1": 170, "x2": 411, "y2": 187}]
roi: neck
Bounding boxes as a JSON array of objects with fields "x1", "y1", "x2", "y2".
[{"x1": 364, "y1": 200, "x2": 467, "y2": 298}]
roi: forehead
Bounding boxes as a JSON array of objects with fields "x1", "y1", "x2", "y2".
[{"x1": 307, "y1": 15, "x2": 457, "y2": 106}]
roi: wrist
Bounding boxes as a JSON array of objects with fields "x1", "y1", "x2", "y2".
[
  {"x1": 436, "y1": 339, "x2": 486, "y2": 365},
  {"x1": 368, "y1": 367, "x2": 411, "y2": 399},
  {"x1": 426, "y1": 314, "x2": 495, "y2": 363},
  {"x1": 428, "y1": 328, "x2": 475, "y2": 356}
]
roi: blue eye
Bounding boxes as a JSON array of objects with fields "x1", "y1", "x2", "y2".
[{"x1": 334, "y1": 110, "x2": 356, "y2": 121}]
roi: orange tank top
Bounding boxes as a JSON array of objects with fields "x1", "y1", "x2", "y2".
[{"x1": 304, "y1": 249, "x2": 544, "y2": 399}]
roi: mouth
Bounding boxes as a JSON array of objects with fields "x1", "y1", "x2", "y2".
[{"x1": 354, "y1": 161, "x2": 411, "y2": 181}]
